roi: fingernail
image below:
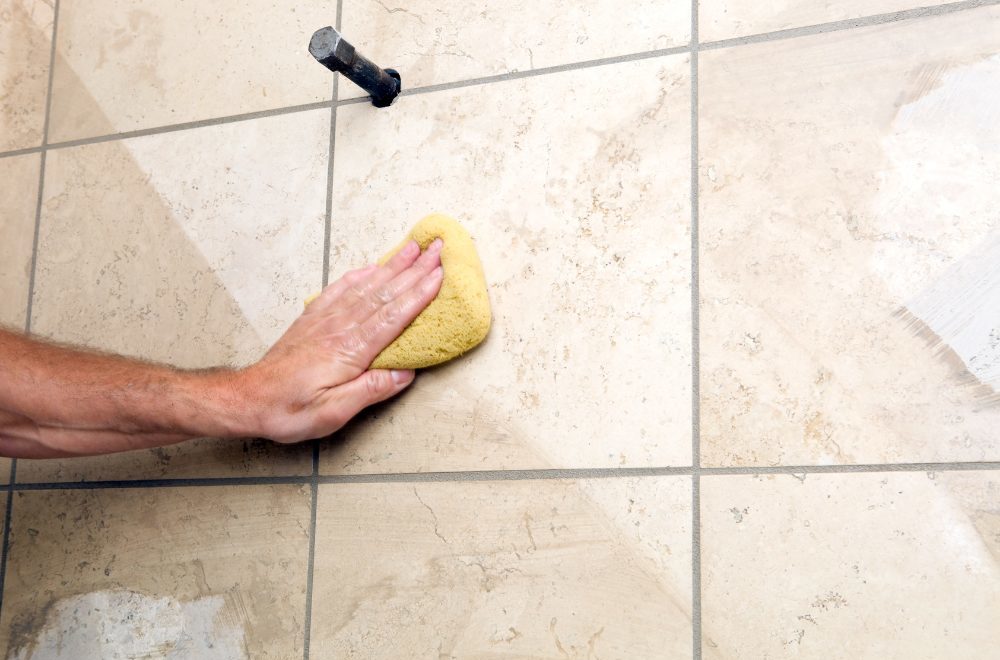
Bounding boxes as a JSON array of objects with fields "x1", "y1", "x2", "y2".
[
  {"x1": 429, "y1": 238, "x2": 443, "y2": 253},
  {"x1": 403, "y1": 240, "x2": 419, "y2": 256},
  {"x1": 391, "y1": 369, "x2": 414, "y2": 384}
]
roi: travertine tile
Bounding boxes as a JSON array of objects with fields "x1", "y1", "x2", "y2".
[
  {"x1": 338, "y1": 0, "x2": 690, "y2": 97},
  {"x1": 0, "y1": 153, "x2": 39, "y2": 330},
  {"x1": 311, "y1": 477, "x2": 692, "y2": 658},
  {"x1": 700, "y1": 0, "x2": 955, "y2": 41},
  {"x1": 700, "y1": 9, "x2": 1000, "y2": 466},
  {"x1": 48, "y1": 0, "x2": 337, "y2": 142},
  {"x1": 0, "y1": 0, "x2": 53, "y2": 150},
  {"x1": 21, "y1": 111, "x2": 329, "y2": 481},
  {"x1": 702, "y1": 472, "x2": 1000, "y2": 658},
  {"x1": 322, "y1": 56, "x2": 692, "y2": 473},
  {"x1": 0, "y1": 485, "x2": 311, "y2": 658}
]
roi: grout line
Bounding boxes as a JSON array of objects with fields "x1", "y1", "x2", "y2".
[
  {"x1": 0, "y1": 0, "x2": 992, "y2": 163},
  {"x1": 7, "y1": 461, "x2": 1000, "y2": 492},
  {"x1": 301, "y1": 480, "x2": 319, "y2": 660},
  {"x1": 0, "y1": 462, "x2": 17, "y2": 616},
  {"x1": 0, "y1": 146, "x2": 43, "y2": 161},
  {"x1": 304, "y1": 8, "x2": 341, "y2": 657},
  {"x1": 700, "y1": 0, "x2": 1000, "y2": 52},
  {"x1": 24, "y1": 0, "x2": 61, "y2": 336},
  {"x1": 690, "y1": 1, "x2": 702, "y2": 658},
  {"x1": 44, "y1": 100, "x2": 334, "y2": 152}
]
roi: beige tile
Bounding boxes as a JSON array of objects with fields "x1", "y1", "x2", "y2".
[
  {"x1": 700, "y1": 9, "x2": 1000, "y2": 466},
  {"x1": 322, "y1": 56, "x2": 692, "y2": 473},
  {"x1": 701, "y1": 472, "x2": 1000, "y2": 658},
  {"x1": 311, "y1": 477, "x2": 692, "y2": 657},
  {"x1": 0, "y1": 485, "x2": 311, "y2": 658},
  {"x1": 48, "y1": 0, "x2": 337, "y2": 142},
  {"x1": 0, "y1": 459, "x2": 9, "y2": 485},
  {"x1": 0, "y1": 0, "x2": 53, "y2": 151},
  {"x1": 22, "y1": 111, "x2": 330, "y2": 481},
  {"x1": 700, "y1": 0, "x2": 956, "y2": 41},
  {"x1": 338, "y1": 0, "x2": 690, "y2": 97},
  {"x1": 0, "y1": 153, "x2": 39, "y2": 330}
]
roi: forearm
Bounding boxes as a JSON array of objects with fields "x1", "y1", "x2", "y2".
[{"x1": 0, "y1": 328, "x2": 248, "y2": 457}]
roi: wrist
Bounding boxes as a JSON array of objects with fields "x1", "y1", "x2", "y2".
[{"x1": 173, "y1": 368, "x2": 255, "y2": 440}]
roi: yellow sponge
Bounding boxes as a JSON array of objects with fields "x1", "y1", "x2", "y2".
[{"x1": 311, "y1": 214, "x2": 491, "y2": 369}]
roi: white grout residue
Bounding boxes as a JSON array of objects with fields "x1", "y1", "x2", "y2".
[
  {"x1": 870, "y1": 54, "x2": 1000, "y2": 393},
  {"x1": 904, "y1": 235, "x2": 1000, "y2": 391},
  {"x1": 11, "y1": 590, "x2": 247, "y2": 660}
]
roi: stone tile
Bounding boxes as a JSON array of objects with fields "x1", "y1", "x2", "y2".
[
  {"x1": 48, "y1": 0, "x2": 337, "y2": 142},
  {"x1": 0, "y1": 153, "x2": 39, "y2": 330},
  {"x1": 0, "y1": 459, "x2": 9, "y2": 485},
  {"x1": 0, "y1": 485, "x2": 311, "y2": 658},
  {"x1": 21, "y1": 111, "x2": 329, "y2": 481},
  {"x1": 338, "y1": 0, "x2": 690, "y2": 97},
  {"x1": 0, "y1": 0, "x2": 53, "y2": 151},
  {"x1": 699, "y1": 9, "x2": 1000, "y2": 466},
  {"x1": 310, "y1": 477, "x2": 692, "y2": 657},
  {"x1": 321, "y1": 56, "x2": 692, "y2": 473},
  {"x1": 701, "y1": 472, "x2": 1000, "y2": 658},
  {"x1": 700, "y1": 0, "x2": 955, "y2": 41}
]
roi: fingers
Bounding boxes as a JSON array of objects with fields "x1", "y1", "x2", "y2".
[
  {"x1": 337, "y1": 240, "x2": 422, "y2": 312},
  {"x1": 324, "y1": 369, "x2": 415, "y2": 427},
  {"x1": 348, "y1": 265, "x2": 444, "y2": 367},
  {"x1": 306, "y1": 264, "x2": 377, "y2": 314}
]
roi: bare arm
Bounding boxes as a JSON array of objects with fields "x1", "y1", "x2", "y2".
[{"x1": 0, "y1": 239, "x2": 443, "y2": 458}]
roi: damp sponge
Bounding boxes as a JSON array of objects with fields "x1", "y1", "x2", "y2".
[{"x1": 311, "y1": 214, "x2": 491, "y2": 369}]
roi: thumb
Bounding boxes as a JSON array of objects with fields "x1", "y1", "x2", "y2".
[{"x1": 332, "y1": 369, "x2": 415, "y2": 422}]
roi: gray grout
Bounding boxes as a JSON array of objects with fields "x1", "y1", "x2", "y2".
[
  {"x1": 301, "y1": 481, "x2": 319, "y2": 660},
  {"x1": 690, "y1": 0, "x2": 702, "y2": 657},
  {"x1": 24, "y1": 0, "x2": 61, "y2": 336},
  {"x1": 5, "y1": 461, "x2": 1000, "y2": 492},
  {"x1": 304, "y1": 6, "x2": 342, "y2": 656},
  {"x1": 0, "y1": 0, "x2": 993, "y2": 163},
  {"x1": 700, "y1": 0, "x2": 1000, "y2": 52},
  {"x1": 0, "y1": 462, "x2": 17, "y2": 616}
]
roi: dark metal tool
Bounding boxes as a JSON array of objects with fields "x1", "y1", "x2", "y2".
[{"x1": 309, "y1": 26, "x2": 401, "y2": 108}]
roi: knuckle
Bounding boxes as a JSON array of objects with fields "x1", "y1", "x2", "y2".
[
  {"x1": 376, "y1": 303, "x2": 401, "y2": 328},
  {"x1": 365, "y1": 371, "x2": 390, "y2": 398},
  {"x1": 374, "y1": 284, "x2": 395, "y2": 305}
]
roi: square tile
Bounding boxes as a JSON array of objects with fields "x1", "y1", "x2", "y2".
[
  {"x1": 699, "y1": 9, "x2": 1000, "y2": 466},
  {"x1": 702, "y1": 471, "x2": 1000, "y2": 657},
  {"x1": 0, "y1": 0, "x2": 53, "y2": 151},
  {"x1": 321, "y1": 56, "x2": 692, "y2": 473},
  {"x1": 21, "y1": 110, "x2": 330, "y2": 482},
  {"x1": 48, "y1": 0, "x2": 337, "y2": 142},
  {"x1": 310, "y1": 477, "x2": 692, "y2": 657},
  {"x1": 339, "y1": 0, "x2": 690, "y2": 97},
  {"x1": 0, "y1": 153, "x2": 39, "y2": 330},
  {"x1": 0, "y1": 459, "x2": 10, "y2": 485},
  {"x1": 0, "y1": 485, "x2": 311, "y2": 658},
  {"x1": 699, "y1": 0, "x2": 955, "y2": 41}
]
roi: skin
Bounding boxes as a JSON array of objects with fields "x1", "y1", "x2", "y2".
[{"x1": 0, "y1": 239, "x2": 444, "y2": 459}]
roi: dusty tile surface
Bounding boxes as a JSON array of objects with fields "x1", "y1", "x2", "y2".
[
  {"x1": 338, "y1": 0, "x2": 690, "y2": 97},
  {"x1": 0, "y1": 153, "x2": 39, "y2": 330},
  {"x1": 48, "y1": 0, "x2": 336, "y2": 142},
  {"x1": 22, "y1": 111, "x2": 329, "y2": 481},
  {"x1": 0, "y1": 485, "x2": 311, "y2": 659},
  {"x1": 699, "y1": 0, "x2": 954, "y2": 41},
  {"x1": 0, "y1": 0, "x2": 53, "y2": 151},
  {"x1": 702, "y1": 472, "x2": 1000, "y2": 658},
  {"x1": 311, "y1": 477, "x2": 692, "y2": 658},
  {"x1": 700, "y1": 9, "x2": 1000, "y2": 466},
  {"x1": 322, "y1": 56, "x2": 692, "y2": 473}
]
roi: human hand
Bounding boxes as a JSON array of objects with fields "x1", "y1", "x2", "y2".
[{"x1": 238, "y1": 239, "x2": 443, "y2": 443}]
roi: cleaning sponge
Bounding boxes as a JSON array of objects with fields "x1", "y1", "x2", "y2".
[{"x1": 313, "y1": 214, "x2": 491, "y2": 369}]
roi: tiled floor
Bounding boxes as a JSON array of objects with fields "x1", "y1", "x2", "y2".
[{"x1": 1, "y1": 1, "x2": 999, "y2": 658}]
